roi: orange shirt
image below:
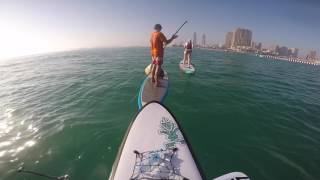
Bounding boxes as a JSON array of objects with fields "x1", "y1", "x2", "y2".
[{"x1": 150, "y1": 31, "x2": 167, "y2": 57}]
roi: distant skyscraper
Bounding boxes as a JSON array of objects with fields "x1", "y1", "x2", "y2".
[
  {"x1": 231, "y1": 28, "x2": 252, "y2": 48},
  {"x1": 252, "y1": 42, "x2": 262, "y2": 50},
  {"x1": 257, "y1": 43, "x2": 262, "y2": 50},
  {"x1": 308, "y1": 50, "x2": 317, "y2": 60},
  {"x1": 202, "y1": 33, "x2": 206, "y2": 47},
  {"x1": 225, "y1": 32, "x2": 233, "y2": 48},
  {"x1": 273, "y1": 45, "x2": 280, "y2": 55},
  {"x1": 278, "y1": 46, "x2": 289, "y2": 56},
  {"x1": 251, "y1": 41, "x2": 256, "y2": 48},
  {"x1": 289, "y1": 48, "x2": 299, "y2": 58},
  {"x1": 193, "y1": 32, "x2": 197, "y2": 46}
]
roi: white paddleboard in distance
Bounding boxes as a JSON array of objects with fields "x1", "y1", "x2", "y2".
[
  {"x1": 109, "y1": 101, "x2": 204, "y2": 180},
  {"x1": 180, "y1": 60, "x2": 195, "y2": 74},
  {"x1": 138, "y1": 70, "x2": 169, "y2": 109}
]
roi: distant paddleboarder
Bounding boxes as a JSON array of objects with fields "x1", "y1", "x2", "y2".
[
  {"x1": 150, "y1": 24, "x2": 177, "y2": 86},
  {"x1": 183, "y1": 39, "x2": 193, "y2": 67}
]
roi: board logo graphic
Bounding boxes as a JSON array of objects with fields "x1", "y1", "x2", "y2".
[{"x1": 158, "y1": 117, "x2": 185, "y2": 149}]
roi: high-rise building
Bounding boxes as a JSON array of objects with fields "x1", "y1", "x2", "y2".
[
  {"x1": 225, "y1": 32, "x2": 233, "y2": 48},
  {"x1": 278, "y1": 46, "x2": 289, "y2": 56},
  {"x1": 202, "y1": 33, "x2": 206, "y2": 47},
  {"x1": 308, "y1": 50, "x2": 317, "y2": 59},
  {"x1": 251, "y1": 42, "x2": 262, "y2": 50},
  {"x1": 231, "y1": 28, "x2": 252, "y2": 48},
  {"x1": 193, "y1": 32, "x2": 197, "y2": 46},
  {"x1": 274, "y1": 45, "x2": 280, "y2": 55},
  {"x1": 251, "y1": 42, "x2": 256, "y2": 48},
  {"x1": 257, "y1": 43, "x2": 262, "y2": 50},
  {"x1": 289, "y1": 48, "x2": 299, "y2": 58}
]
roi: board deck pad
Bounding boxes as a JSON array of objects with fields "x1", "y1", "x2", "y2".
[
  {"x1": 109, "y1": 102, "x2": 203, "y2": 180},
  {"x1": 179, "y1": 60, "x2": 195, "y2": 74},
  {"x1": 138, "y1": 71, "x2": 169, "y2": 109}
]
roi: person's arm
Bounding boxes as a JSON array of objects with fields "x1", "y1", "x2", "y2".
[
  {"x1": 160, "y1": 33, "x2": 178, "y2": 45},
  {"x1": 150, "y1": 34, "x2": 153, "y2": 48}
]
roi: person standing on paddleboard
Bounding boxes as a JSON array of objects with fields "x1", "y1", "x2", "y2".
[
  {"x1": 183, "y1": 39, "x2": 193, "y2": 67},
  {"x1": 150, "y1": 24, "x2": 177, "y2": 86}
]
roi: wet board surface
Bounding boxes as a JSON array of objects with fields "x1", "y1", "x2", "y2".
[
  {"x1": 179, "y1": 60, "x2": 195, "y2": 74},
  {"x1": 109, "y1": 102, "x2": 203, "y2": 180},
  {"x1": 138, "y1": 71, "x2": 169, "y2": 109}
]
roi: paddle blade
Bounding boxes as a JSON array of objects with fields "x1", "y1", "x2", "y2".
[{"x1": 145, "y1": 64, "x2": 152, "y2": 75}]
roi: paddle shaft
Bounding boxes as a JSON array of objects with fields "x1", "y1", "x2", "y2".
[{"x1": 172, "y1": 21, "x2": 188, "y2": 37}]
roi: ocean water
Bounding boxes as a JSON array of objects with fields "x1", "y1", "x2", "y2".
[{"x1": 0, "y1": 47, "x2": 319, "y2": 180}]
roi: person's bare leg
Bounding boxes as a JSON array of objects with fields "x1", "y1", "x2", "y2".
[
  {"x1": 187, "y1": 53, "x2": 191, "y2": 67},
  {"x1": 151, "y1": 61, "x2": 156, "y2": 83},
  {"x1": 154, "y1": 64, "x2": 160, "y2": 86},
  {"x1": 182, "y1": 52, "x2": 186, "y2": 64},
  {"x1": 148, "y1": 64, "x2": 151, "y2": 75},
  {"x1": 150, "y1": 64, "x2": 154, "y2": 74}
]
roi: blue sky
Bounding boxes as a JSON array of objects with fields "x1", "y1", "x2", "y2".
[{"x1": 0, "y1": 0, "x2": 319, "y2": 58}]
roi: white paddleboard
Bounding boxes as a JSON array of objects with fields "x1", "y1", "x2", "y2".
[
  {"x1": 180, "y1": 60, "x2": 195, "y2": 74},
  {"x1": 109, "y1": 102, "x2": 204, "y2": 180},
  {"x1": 138, "y1": 70, "x2": 169, "y2": 109}
]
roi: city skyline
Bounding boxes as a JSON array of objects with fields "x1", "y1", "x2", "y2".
[
  {"x1": 0, "y1": 0, "x2": 319, "y2": 59},
  {"x1": 222, "y1": 28, "x2": 302, "y2": 58},
  {"x1": 192, "y1": 27, "x2": 317, "y2": 59}
]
